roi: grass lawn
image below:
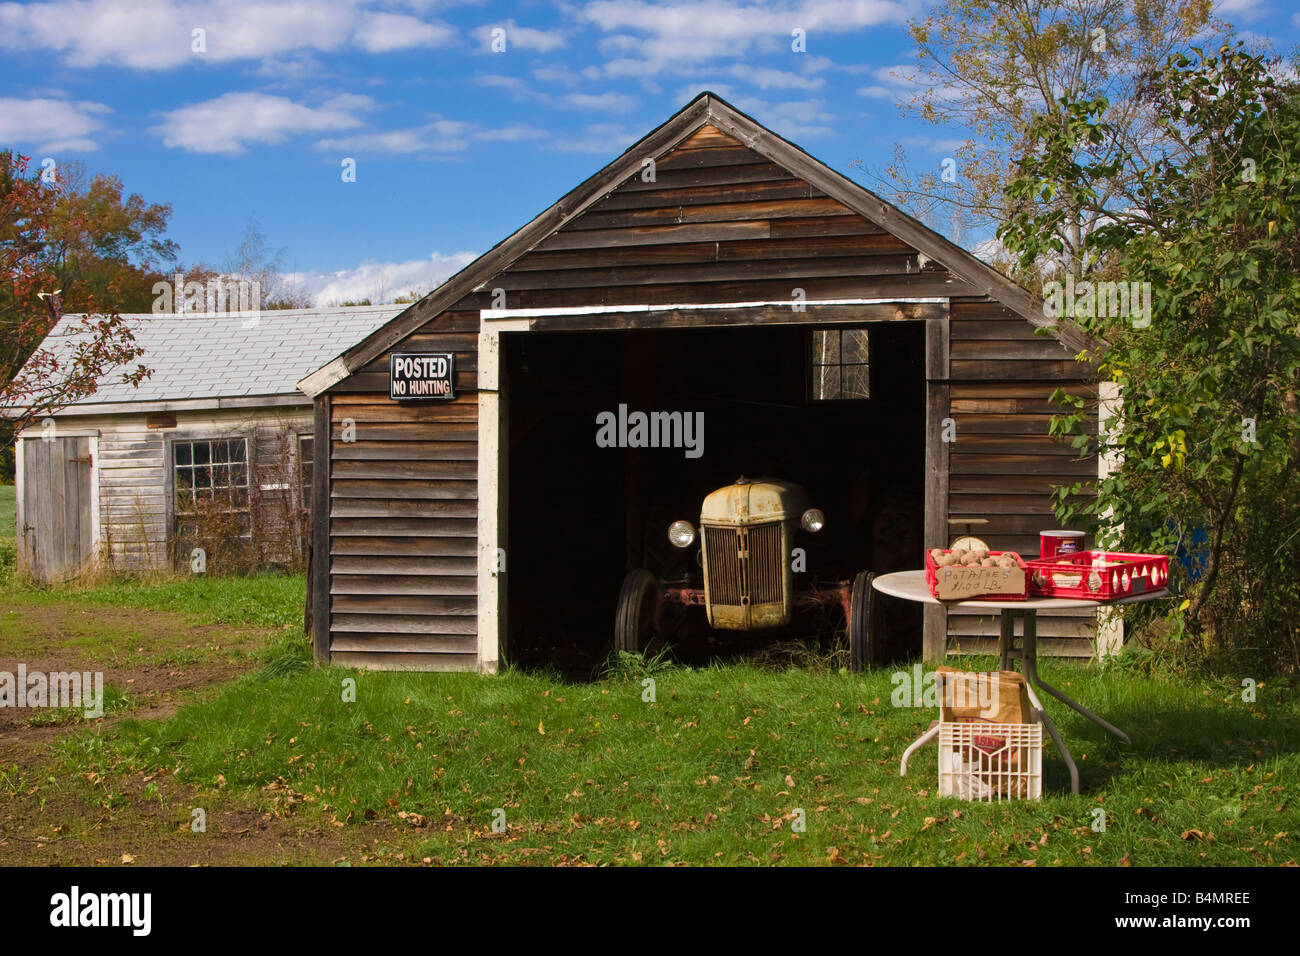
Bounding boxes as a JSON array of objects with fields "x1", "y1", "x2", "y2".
[
  {"x1": 25, "y1": 649, "x2": 1300, "y2": 866},
  {"x1": 0, "y1": 573, "x2": 301, "y2": 775},
  {"x1": 0, "y1": 484, "x2": 14, "y2": 541},
  {"x1": 1, "y1": 570, "x2": 1295, "y2": 866}
]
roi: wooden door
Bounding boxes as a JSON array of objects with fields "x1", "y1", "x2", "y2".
[{"x1": 19, "y1": 436, "x2": 94, "y2": 582}]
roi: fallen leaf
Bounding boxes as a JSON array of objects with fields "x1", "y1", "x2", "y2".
[
  {"x1": 538, "y1": 721, "x2": 545, "y2": 735},
  {"x1": 121, "y1": 853, "x2": 134, "y2": 864}
]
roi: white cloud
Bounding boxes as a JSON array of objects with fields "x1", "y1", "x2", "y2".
[
  {"x1": 288, "y1": 251, "x2": 479, "y2": 306},
  {"x1": 353, "y1": 12, "x2": 456, "y2": 52},
  {"x1": 154, "y1": 92, "x2": 371, "y2": 154},
  {"x1": 532, "y1": 65, "x2": 583, "y2": 86},
  {"x1": 564, "y1": 92, "x2": 638, "y2": 111},
  {"x1": 316, "y1": 119, "x2": 547, "y2": 155},
  {"x1": 473, "y1": 19, "x2": 567, "y2": 53},
  {"x1": 475, "y1": 74, "x2": 553, "y2": 103},
  {"x1": 673, "y1": 85, "x2": 834, "y2": 139},
  {"x1": 857, "y1": 63, "x2": 960, "y2": 105},
  {"x1": 898, "y1": 134, "x2": 969, "y2": 153},
  {"x1": 579, "y1": 0, "x2": 908, "y2": 75},
  {"x1": 0, "y1": 1, "x2": 456, "y2": 70},
  {"x1": 1215, "y1": 0, "x2": 1267, "y2": 20},
  {"x1": 856, "y1": 63, "x2": 915, "y2": 99},
  {"x1": 249, "y1": 52, "x2": 331, "y2": 82},
  {"x1": 729, "y1": 64, "x2": 824, "y2": 90},
  {"x1": 551, "y1": 122, "x2": 638, "y2": 153},
  {"x1": 737, "y1": 96, "x2": 835, "y2": 139},
  {"x1": 0, "y1": 97, "x2": 111, "y2": 152}
]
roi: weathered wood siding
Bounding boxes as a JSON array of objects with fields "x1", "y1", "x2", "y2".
[
  {"x1": 946, "y1": 296, "x2": 1098, "y2": 655},
  {"x1": 98, "y1": 422, "x2": 168, "y2": 569},
  {"x1": 324, "y1": 312, "x2": 480, "y2": 670},
  {"x1": 445, "y1": 125, "x2": 975, "y2": 312}
]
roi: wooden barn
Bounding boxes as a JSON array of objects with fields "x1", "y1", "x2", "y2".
[
  {"x1": 11, "y1": 306, "x2": 398, "y2": 581},
  {"x1": 298, "y1": 92, "x2": 1106, "y2": 674}
]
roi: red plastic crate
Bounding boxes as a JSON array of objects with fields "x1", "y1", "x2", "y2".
[
  {"x1": 925, "y1": 549, "x2": 1029, "y2": 602},
  {"x1": 1026, "y1": 551, "x2": 1170, "y2": 601}
]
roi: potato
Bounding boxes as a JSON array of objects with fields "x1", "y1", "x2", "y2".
[
  {"x1": 980, "y1": 557, "x2": 996, "y2": 568},
  {"x1": 937, "y1": 554, "x2": 958, "y2": 567},
  {"x1": 929, "y1": 548, "x2": 945, "y2": 562},
  {"x1": 952, "y1": 549, "x2": 968, "y2": 563}
]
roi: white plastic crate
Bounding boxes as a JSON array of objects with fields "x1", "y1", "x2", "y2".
[{"x1": 938, "y1": 721, "x2": 1042, "y2": 802}]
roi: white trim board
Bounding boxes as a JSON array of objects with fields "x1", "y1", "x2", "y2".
[{"x1": 481, "y1": 297, "x2": 950, "y2": 321}]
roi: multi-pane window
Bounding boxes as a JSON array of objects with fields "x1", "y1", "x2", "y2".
[
  {"x1": 173, "y1": 438, "x2": 249, "y2": 512},
  {"x1": 297, "y1": 436, "x2": 313, "y2": 506},
  {"x1": 809, "y1": 329, "x2": 870, "y2": 401}
]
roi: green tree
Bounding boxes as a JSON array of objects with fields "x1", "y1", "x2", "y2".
[
  {"x1": 860, "y1": 0, "x2": 1222, "y2": 279},
  {"x1": 38, "y1": 158, "x2": 178, "y2": 313},
  {"x1": 998, "y1": 46, "x2": 1300, "y2": 672}
]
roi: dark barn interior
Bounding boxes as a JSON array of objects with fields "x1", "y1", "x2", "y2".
[{"x1": 505, "y1": 320, "x2": 926, "y2": 676}]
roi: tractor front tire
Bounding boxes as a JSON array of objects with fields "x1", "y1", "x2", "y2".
[
  {"x1": 848, "y1": 571, "x2": 882, "y2": 671},
  {"x1": 614, "y1": 568, "x2": 659, "y2": 654}
]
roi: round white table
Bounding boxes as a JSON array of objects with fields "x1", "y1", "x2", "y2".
[{"x1": 872, "y1": 569, "x2": 1170, "y2": 794}]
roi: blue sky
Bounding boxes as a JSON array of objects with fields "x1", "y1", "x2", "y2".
[{"x1": 1, "y1": 0, "x2": 1296, "y2": 305}]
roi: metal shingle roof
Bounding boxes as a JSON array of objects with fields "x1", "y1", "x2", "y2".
[{"x1": 34, "y1": 305, "x2": 402, "y2": 407}]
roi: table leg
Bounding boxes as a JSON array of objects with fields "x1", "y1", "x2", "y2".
[
  {"x1": 1020, "y1": 612, "x2": 1132, "y2": 745},
  {"x1": 899, "y1": 721, "x2": 940, "y2": 778},
  {"x1": 998, "y1": 611, "x2": 1015, "y2": 670},
  {"x1": 1013, "y1": 611, "x2": 1079, "y2": 794},
  {"x1": 1028, "y1": 696, "x2": 1080, "y2": 794}
]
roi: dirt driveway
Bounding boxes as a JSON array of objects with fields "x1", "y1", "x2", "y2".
[{"x1": 0, "y1": 599, "x2": 424, "y2": 865}]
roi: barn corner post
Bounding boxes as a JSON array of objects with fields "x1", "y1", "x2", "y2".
[
  {"x1": 475, "y1": 320, "x2": 513, "y2": 675},
  {"x1": 14, "y1": 435, "x2": 27, "y2": 576},
  {"x1": 922, "y1": 304, "x2": 951, "y2": 663},
  {"x1": 311, "y1": 393, "x2": 331, "y2": 664},
  {"x1": 1095, "y1": 379, "x2": 1124, "y2": 658}
]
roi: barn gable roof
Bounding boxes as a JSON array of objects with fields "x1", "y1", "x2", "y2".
[
  {"x1": 299, "y1": 91, "x2": 1081, "y2": 398},
  {"x1": 28, "y1": 305, "x2": 401, "y2": 415}
]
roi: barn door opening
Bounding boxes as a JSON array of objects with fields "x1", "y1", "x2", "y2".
[
  {"x1": 501, "y1": 320, "x2": 927, "y2": 677},
  {"x1": 19, "y1": 435, "x2": 95, "y2": 582}
]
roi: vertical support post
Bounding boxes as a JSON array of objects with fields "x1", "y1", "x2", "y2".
[
  {"x1": 1096, "y1": 380, "x2": 1124, "y2": 657},
  {"x1": 477, "y1": 321, "x2": 521, "y2": 674},
  {"x1": 88, "y1": 435, "x2": 100, "y2": 555},
  {"x1": 311, "y1": 394, "x2": 331, "y2": 664},
  {"x1": 999, "y1": 610, "x2": 1016, "y2": 671},
  {"x1": 923, "y1": 305, "x2": 951, "y2": 663},
  {"x1": 14, "y1": 437, "x2": 26, "y2": 576}
]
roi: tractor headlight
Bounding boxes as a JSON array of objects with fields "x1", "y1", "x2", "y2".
[
  {"x1": 668, "y1": 520, "x2": 696, "y2": 548},
  {"x1": 801, "y1": 508, "x2": 825, "y2": 533}
]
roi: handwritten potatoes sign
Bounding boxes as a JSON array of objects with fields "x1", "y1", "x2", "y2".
[{"x1": 935, "y1": 564, "x2": 1025, "y2": 600}]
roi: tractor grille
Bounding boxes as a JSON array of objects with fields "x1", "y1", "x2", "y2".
[{"x1": 703, "y1": 521, "x2": 784, "y2": 609}]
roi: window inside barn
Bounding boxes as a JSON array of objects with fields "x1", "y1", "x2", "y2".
[{"x1": 809, "y1": 329, "x2": 870, "y2": 400}]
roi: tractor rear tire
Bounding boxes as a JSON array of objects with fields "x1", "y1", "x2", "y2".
[{"x1": 614, "y1": 568, "x2": 659, "y2": 654}]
